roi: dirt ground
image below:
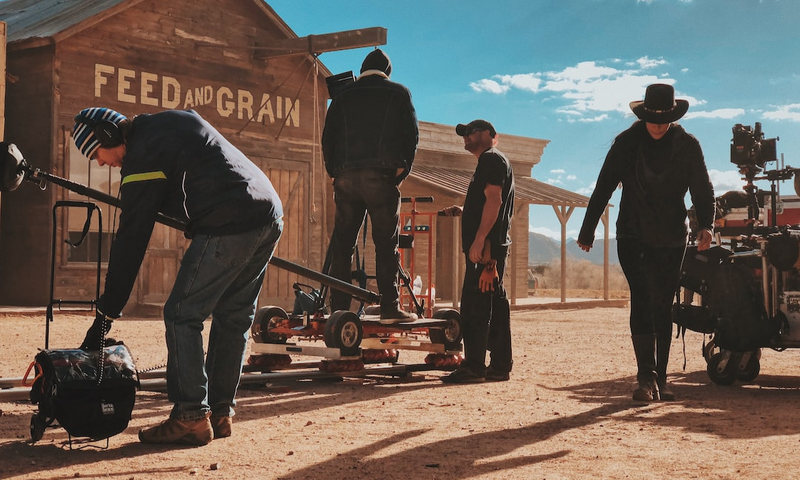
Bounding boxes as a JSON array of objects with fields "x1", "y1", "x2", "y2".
[{"x1": 1, "y1": 303, "x2": 800, "y2": 480}]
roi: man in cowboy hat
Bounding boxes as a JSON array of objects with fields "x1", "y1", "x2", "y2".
[{"x1": 577, "y1": 83, "x2": 715, "y2": 402}]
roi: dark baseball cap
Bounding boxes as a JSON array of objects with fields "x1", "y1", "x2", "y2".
[{"x1": 455, "y1": 119, "x2": 496, "y2": 138}]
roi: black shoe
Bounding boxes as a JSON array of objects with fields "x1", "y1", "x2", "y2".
[
  {"x1": 379, "y1": 308, "x2": 418, "y2": 325},
  {"x1": 441, "y1": 367, "x2": 485, "y2": 384},
  {"x1": 486, "y1": 366, "x2": 510, "y2": 382}
]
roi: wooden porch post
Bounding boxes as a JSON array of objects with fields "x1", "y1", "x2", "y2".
[{"x1": 552, "y1": 204, "x2": 575, "y2": 303}]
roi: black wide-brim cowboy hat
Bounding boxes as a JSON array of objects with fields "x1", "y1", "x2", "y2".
[{"x1": 629, "y1": 83, "x2": 689, "y2": 124}]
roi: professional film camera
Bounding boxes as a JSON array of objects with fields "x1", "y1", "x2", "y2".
[
  {"x1": 730, "y1": 122, "x2": 779, "y2": 176},
  {"x1": 676, "y1": 122, "x2": 800, "y2": 385},
  {"x1": 727, "y1": 122, "x2": 784, "y2": 227}
]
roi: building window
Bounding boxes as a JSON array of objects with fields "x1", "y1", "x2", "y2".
[{"x1": 66, "y1": 140, "x2": 120, "y2": 265}]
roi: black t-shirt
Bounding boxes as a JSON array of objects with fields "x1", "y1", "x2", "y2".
[{"x1": 461, "y1": 147, "x2": 515, "y2": 252}]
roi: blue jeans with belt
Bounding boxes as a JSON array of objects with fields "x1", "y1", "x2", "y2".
[{"x1": 163, "y1": 220, "x2": 282, "y2": 421}]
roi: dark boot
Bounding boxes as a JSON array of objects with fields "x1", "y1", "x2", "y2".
[
  {"x1": 631, "y1": 334, "x2": 659, "y2": 402},
  {"x1": 656, "y1": 337, "x2": 675, "y2": 401}
]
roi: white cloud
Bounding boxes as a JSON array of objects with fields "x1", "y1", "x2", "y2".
[
  {"x1": 567, "y1": 175, "x2": 577, "y2": 181},
  {"x1": 684, "y1": 108, "x2": 745, "y2": 120},
  {"x1": 494, "y1": 73, "x2": 543, "y2": 93},
  {"x1": 763, "y1": 104, "x2": 800, "y2": 121},
  {"x1": 469, "y1": 79, "x2": 510, "y2": 94},
  {"x1": 637, "y1": 56, "x2": 667, "y2": 69},
  {"x1": 550, "y1": 169, "x2": 566, "y2": 174},
  {"x1": 468, "y1": 57, "x2": 718, "y2": 122},
  {"x1": 574, "y1": 114, "x2": 610, "y2": 123},
  {"x1": 547, "y1": 178, "x2": 564, "y2": 185},
  {"x1": 708, "y1": 169, "x2": 746, "y2": 194}
]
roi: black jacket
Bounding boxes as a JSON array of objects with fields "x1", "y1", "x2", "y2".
[
  {"x1": 579, "y1": 121, "x2": 715, "y2": 248},
  {"x1": 99, "y1": 110, "x2": 283, "y2": 317},
  {"x1": 322, "y1": 73, "x2": 418, "y2": 181}
]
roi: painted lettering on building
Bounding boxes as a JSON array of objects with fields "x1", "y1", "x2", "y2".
[{"x1": 94, "y1": 63, "x2": 300, "y2": 128}]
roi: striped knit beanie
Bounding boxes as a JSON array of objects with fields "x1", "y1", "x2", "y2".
[{"x1": 72, "y1": 107, "x2": 127, "y2": 160}]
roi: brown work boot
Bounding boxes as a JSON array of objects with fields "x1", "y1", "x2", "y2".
[
  {"x1": 211, "y1": 416, "x2": 232, "y2": 439},
  {"x1": 379, "y1": 307, "x2": 418, "y2": 325},
  {"x1": 138, "y1": 414, "x2": 213, "y2": 446}
]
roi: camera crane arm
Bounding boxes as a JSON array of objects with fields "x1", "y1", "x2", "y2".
[{"x1": 0, "y1": 142, "x2": 380, "y2": 305}]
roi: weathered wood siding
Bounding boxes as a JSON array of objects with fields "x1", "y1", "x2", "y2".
[
  {"x1": 0, "y1": 45, "x2": 59, "y2": 305},
  {"x1": 0, "y1": 0, "x2": 330, "y2": 310}
]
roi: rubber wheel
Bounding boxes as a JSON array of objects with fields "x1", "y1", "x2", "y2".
[
  {"x1": 30, "y1": 414, "x2": 45, "y2": 442},
  {"x1": 324, "y1": 310, "x2": 363, "y2": 356},
  {"x1": 703, "y1": 339, "x2": 717, "y2": 364},
  {"x1": 737, "y1": 352, "x2": 761, "y2": 382},
  {"x1": 251, "y1": 306, "x2": 289, "y2": 344},
  {"x1": 430, "y1": 309, "x2": 463, "y2": 351},
  {"x1": 707, "y1": 352, "x2": 738, "y2": 386}
]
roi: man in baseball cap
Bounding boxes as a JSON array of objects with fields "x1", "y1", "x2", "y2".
[{"x1": 440, "y1": 119, "x2": 515, "y2": 384}]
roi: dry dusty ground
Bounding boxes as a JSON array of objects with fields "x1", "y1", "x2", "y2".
[{"x1": 1, "y1": 303, "x2": 800, "y2": 480}]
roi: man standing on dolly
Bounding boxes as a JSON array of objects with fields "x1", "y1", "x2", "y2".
[
  {"x1": 72, "y1": 107, "x2": 283, "y2": 445},
  {"x1": 441, "y1": 119, "x2": 515, "y2": 384},
  {"x1": 577, "y1": 84, "x2": 715, "y2": 402},
  {"x1": 322, "y1": 48, "x2": 419, "y2": 324}
]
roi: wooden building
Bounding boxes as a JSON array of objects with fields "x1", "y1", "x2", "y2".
[
  {"x1": 0, "y1": 0, "x2": 590, "y2": 313},
  {"x1": 0, "y1": 0, "x2": 337, "y2": 312}
]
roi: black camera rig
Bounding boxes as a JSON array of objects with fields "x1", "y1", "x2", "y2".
[
  {"x1": 725, "y1": 123, "x2": 790, "y2": 229},
  {"x1": 731, "y1": 122, "x2": 779, "y2": 177}
]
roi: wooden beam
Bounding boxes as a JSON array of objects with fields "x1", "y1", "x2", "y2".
[{"x1": 254, "y1": 27, "x2": 387, "y2": 59}]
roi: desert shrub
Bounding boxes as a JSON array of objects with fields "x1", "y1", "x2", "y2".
[{"x1": 535, "y1": 258, "x2": 628, "y2": 292}]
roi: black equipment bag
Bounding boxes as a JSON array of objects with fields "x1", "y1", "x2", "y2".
[
  {"x1": 706, "y1": 261, "x2": 780, "y2": 352},
  {"x1": 672, "y1": 303, "x2": 717, "y2": 334},
  {"x1": 678, "y1": 245, "x2": 732, "y2": 294},
  {"x1": 29, "y1": 344, "x2": 138, "y2": 440},
  {"x1": 672, "y1": 245, "x2": 729, "y2": 335}
]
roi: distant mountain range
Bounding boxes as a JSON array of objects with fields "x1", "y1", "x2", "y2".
[{"x1": 528, "y1": 232, "x2": 619, "y2": 266}]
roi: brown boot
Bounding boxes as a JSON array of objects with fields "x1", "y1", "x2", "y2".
[
  {"x1": 379, "y1": 307, "x2": 418, "y2": 325},
  {"x1": 139, "y1": 413, "x2": 213, "y2": 446},
  {"x1": 211, "y1": 416, "x2": 232, "y2": 439}
]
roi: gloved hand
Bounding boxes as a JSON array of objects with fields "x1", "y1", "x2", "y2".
[
  {"x1": 479, "y1": 261, "x2": 499, "y2": 293},
  {"x1": 79, "y1": 311, "x2": 114, "y2": 351}
]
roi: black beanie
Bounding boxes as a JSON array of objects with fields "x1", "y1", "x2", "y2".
[{"x1": 360, "y1": 49, "x2": 392, "y2": 76}]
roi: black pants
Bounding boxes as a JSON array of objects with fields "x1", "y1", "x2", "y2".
[
  {"x1": 460, "y1": 246, "x2": 512, "y2": 374},
  {"x1": 328, "y1": 168, "x2": 401, "y2": 312},
  {"x1": 617, "y1": 238, "x2": 685, "y2": 339}
]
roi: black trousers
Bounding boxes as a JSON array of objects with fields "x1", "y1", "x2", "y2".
[
  {"x1": 617, "y1": 238, "x2": 685, "y2": 338},
  {"x1": 328, "y1": 168, "x2": 401, "y2": 312},
  {"x1": 460, "y1": 246, "x2": 512, "y2": 374}
]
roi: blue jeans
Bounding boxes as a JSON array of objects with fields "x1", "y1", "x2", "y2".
[{"x1": 164, "y1": 220, "x2": 282, "y2": 421}]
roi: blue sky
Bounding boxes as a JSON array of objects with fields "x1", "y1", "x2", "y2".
[{"x1": 269, "y1": 0, "x2": 800, "y2": 241}]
